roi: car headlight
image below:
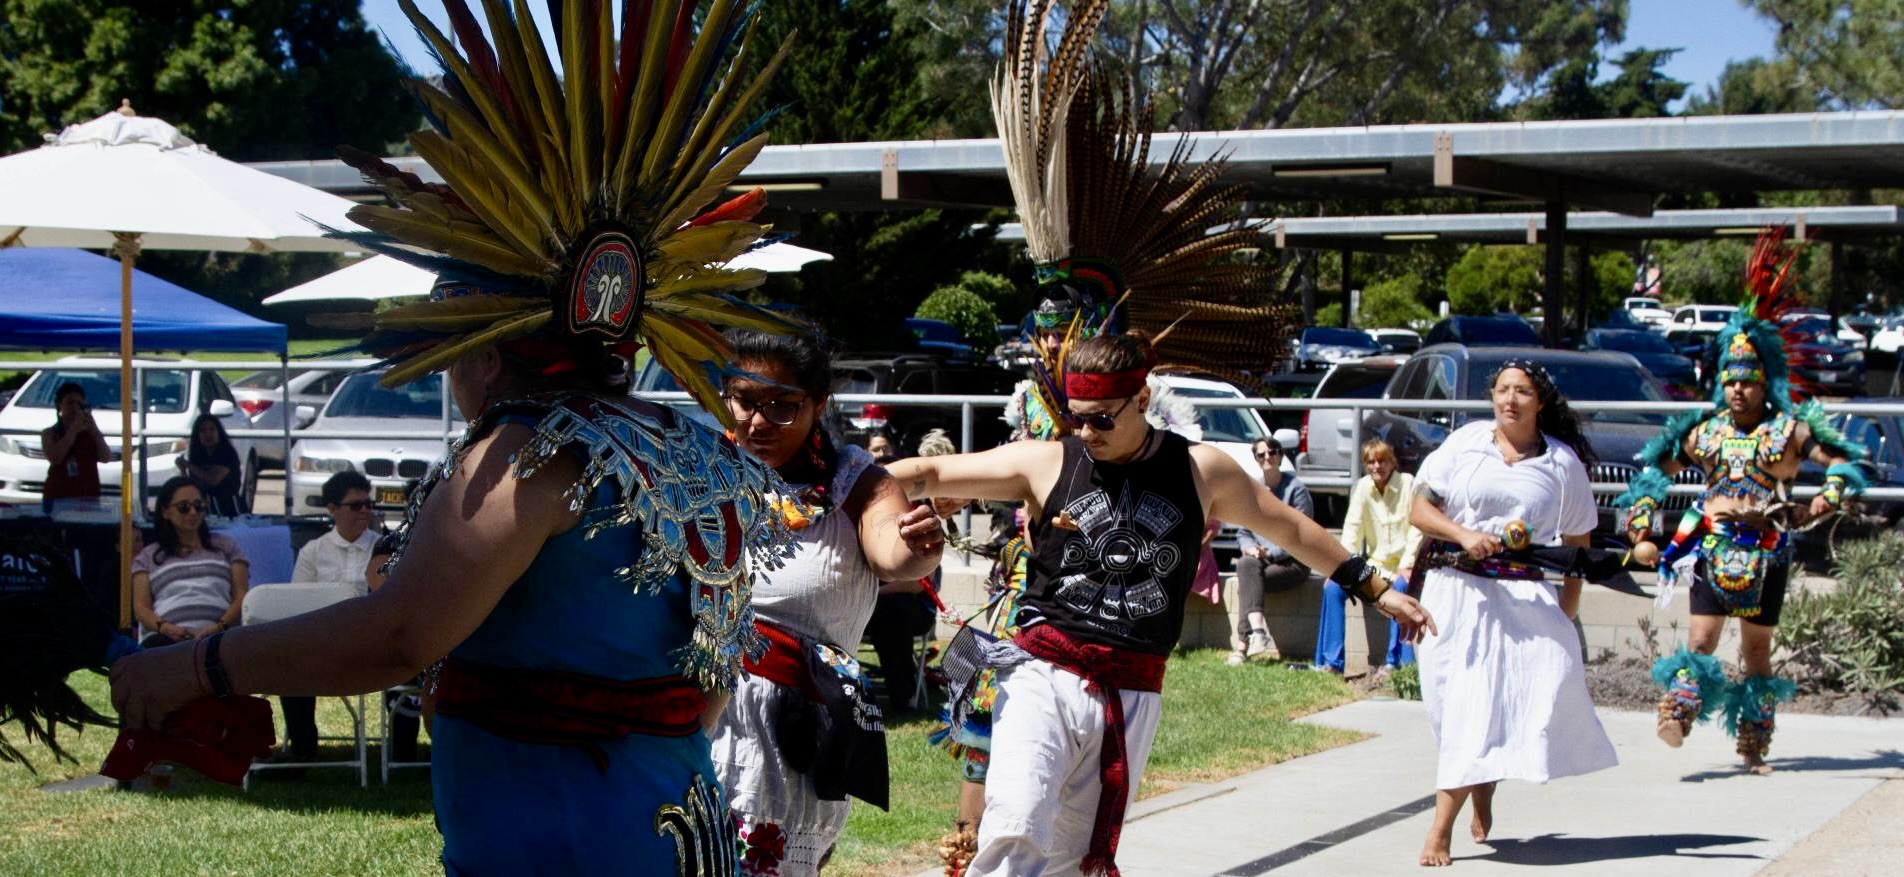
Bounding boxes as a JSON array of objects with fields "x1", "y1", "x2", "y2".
[
  {"x1": 0, "y1": 435, "x2": 17, "y2": 455},
  {"x1": 1843, "y1": 350, "x2": 1864, "y2": 364},
  {"x1": 293, "y1": 457, "x2": 355, "y2": 473}
]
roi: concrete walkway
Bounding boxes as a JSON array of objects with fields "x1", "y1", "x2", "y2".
[{"x1": 919, "y1": 699, "x2": 1904, "y2": 876}]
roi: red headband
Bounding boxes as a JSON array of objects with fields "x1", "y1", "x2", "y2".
[{"x1": 1065, "y1": 367, "x2": 1149, "y2": 400}]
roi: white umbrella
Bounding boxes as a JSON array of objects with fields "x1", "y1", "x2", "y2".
[
  {"x1": 0, "y1": 103, "x2": 365, "y2": 627},
  {"x1": 262, "y1": 243, "x2": 835, "y2": 306},
  {"x1": 262, "y1": 254, "x2": 436, "y2": 305}
]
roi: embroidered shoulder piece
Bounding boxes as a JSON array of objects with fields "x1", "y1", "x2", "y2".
[{"x1": 386, "y1": 392, "x2": 793, "y2": 691}]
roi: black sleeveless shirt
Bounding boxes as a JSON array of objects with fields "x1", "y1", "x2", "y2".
[{"x1": 1021, "y1": 432, "x2": 1206, "y2": 655}]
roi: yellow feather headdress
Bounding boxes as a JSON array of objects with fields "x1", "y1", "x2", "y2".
[
  {"x1": 996, "y1": 0, "x2": 1293, "y2": 393},
  {"x1": 321, "y1": 0, "x2": 800, "y2": 425}
]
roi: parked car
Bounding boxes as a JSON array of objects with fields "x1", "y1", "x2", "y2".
[
  {"x1": 1780, "y1": 315, "x2": 1867, "y2": 396},
  {"x1": 904, "y1": 318, "x2": 975, "y2": 359},
  {"x1": 1836, "y1": 308, "x2": 1884, "y2": 347},
  {"x1": 1663, "y1": 304, "x2": 1739, "y2": 337},
  {"x1": 1870, "y1": 315, "x2": 1904, "y2": 355},
  {"x1": 1583, "y1": 328, "x2": 1699, "y2": 398},
  {"x1": 833, "y1": 353, "x2": 1020, "y2": 455},
  {"x1": 1421, "y1": 314, "x2": 1541, "y2": 348},
  {"x1": 1622, "y1": 296, "x2": 1673, "y2": 328},
  {"x1": 1368, "y1": 328, "x2": 1421, "y2": 355},
  {"x1": 1795, "y1": 401, "x2": 1904, "y2": 527},
  {"x1": 1363, "y1": 345, "x2": 1695, "y2": 544},
  {"x1": 1295, "y1": 356, "x2": 1408, "y2": 508},
  {"x1": 0, "y1": 357, "x2": 256, "y2": 509},
  {"x1": 1292, "y1": 327, "x2": 1381, "y2": 372},
  {"x1": 1151, "y1": 372, "x2": 1281, "y2": 558},
  {"x1": 286, "y1": 371, "x2": 463, "y2": 514},
  {"x1": 230, "y1": 366, "x2": 366, "y2": 468},
  {"x1": 632, "y1": 357, "x2": 720, "y2": 428}
]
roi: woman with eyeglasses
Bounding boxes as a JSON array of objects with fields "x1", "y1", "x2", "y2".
[
  {"x1": 132, "y1": 476, "x2": 248, "y2": 648},
  {"x1": 177, "y1": 413, "x2": 244, "y2": 517},
  {"x1": 886, "y1": 332, "x2": 1433, "y2": 877},
  {"x1": 1406, "y1": 362, "x2": 1616, "y2": 867},
  {"x1": 710, "y1": 330, "x2": 946, "y2": 876},
  {"x1": 1230, "y1": 437, "x2": 1314, "y2": 665}
]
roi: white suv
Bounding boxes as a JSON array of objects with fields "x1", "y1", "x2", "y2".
[
  {"x1": 286, "y1": 371, "x2": 463, "y2": 514},
  {"x1": 0, "y1": 357, "x2": 254, "y2": 507}
]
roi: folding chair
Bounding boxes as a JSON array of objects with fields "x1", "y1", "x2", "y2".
[
  {"x1": 239, "y1": 582, "x2": 368, "y2": 788},
  {"x1": 380, "y1": 678, "x2": 430, "y2": 783}
]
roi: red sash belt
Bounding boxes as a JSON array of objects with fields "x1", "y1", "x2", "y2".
[
  {"x1": 1014, "y1": 623, "x2": 1167, "y2": 877},
  {"x1": 743, "y1": 620, "x2": 822, "y2": 700},
  {"x1": 433, "y1": 657, "x2": 706, "y2": 772}
]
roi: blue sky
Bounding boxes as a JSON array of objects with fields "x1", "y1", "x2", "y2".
[{"x1": 362, "y1": 0, "x2": 1781, "y2": 115}]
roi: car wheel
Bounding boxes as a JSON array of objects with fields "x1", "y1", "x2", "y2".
[{"x1": 243, "y1": 451, "x2": 259, "y2": 515}]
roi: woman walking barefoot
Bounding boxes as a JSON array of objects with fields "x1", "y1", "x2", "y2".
[{"x1": 1407, "y1": 362, "x2": 1618, "y2": 867}]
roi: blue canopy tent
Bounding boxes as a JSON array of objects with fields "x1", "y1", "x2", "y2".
[{"x1": 0, "y1": 248, "x2": 286, "y2": 353}]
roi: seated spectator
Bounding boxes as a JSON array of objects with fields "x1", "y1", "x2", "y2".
[
  {"x1": 866, "y1": 430, "x2": 896, "y2": 464},
  {"x1": 40, "y1": 381, "x2": 111, "y2": 511},
  {"x1": 1228, "y1": 436, "x2": 1313, "y2": 665},
  {"x1": 278, "y1": 471, "x2": 381, "y2": 761},
  {"x1": 867, "y1": 428, "x2": 957, "y2": 712},
  {"x1": 1314, "y1": 439, "x2": 1422, "y2": 676},
  {"x1": 132, "y1": 476, "x2": 247, "y2": 648},
  {"x1": 177, "y1": 413, "x2": 244, "y2": 517}
]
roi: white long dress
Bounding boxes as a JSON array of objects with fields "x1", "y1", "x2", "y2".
[
  {"x1": 1414, "y1": 421, "x2": 1618, "y2": 790},
  {"x1": 709, "y1": 444, "x2": 881, "y2": 876}
]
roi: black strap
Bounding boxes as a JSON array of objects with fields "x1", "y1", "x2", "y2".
[{"x1": 203, "y1": 631, "x2": 233, "y2": 699}]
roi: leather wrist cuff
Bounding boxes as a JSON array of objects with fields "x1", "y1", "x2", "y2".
[{"x1": 203, "y1": 631, "x2": 234, "y2": 699}]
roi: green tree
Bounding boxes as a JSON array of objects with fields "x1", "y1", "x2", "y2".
[
  {"x1": 1747, "y1": 0, "x2": 1904, "y2": 108},
  {"x1": 1443, "y1": 246, "x2": 1543, "y2": 314},
  {"x1": 1353, "y1": 274, "x2": 1437, "y2": 329},
  {"x1": 1651, "y1": 238, "x2": 1753, "y2": 305},
  {"x1": 0, "y1": 0, "x2": 417, "y2": 158},
  {"x1": 1684, "y1": 57, "x2": 1820, "y2": 115},
  {"x1": 1588, "y1": 250, "x2": 1637, "y2": 321},
  {"x1": 1517, "y1": 46, "x2": 1686, "y2": 119},
  {"x1": 916, "y1": 283, "x2": 1001, "y2": 348}
]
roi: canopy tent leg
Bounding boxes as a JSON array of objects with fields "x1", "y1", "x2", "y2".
[{"x1": 281, "y1": 354, "x2": 293, "y2": 517}]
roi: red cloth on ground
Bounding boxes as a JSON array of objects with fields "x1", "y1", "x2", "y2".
[
  {"x1": 100, "y1": 696, "x2": 277, "y2": 787},
  {"x1": 1013, "y1": 623, "x2": 1168, "y2": 877}
]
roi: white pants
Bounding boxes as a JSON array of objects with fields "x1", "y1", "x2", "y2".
[{"x1": 967, "y1": 658, "x2": 1164, "y2": 877}]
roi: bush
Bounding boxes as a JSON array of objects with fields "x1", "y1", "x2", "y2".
[
  {"x1": 916, "y1": 280, "x2": 1002, "y2": 348},
  {"x1": 1776, "y1": 532, "x2": 1904, "y2": 706},
  {"x1": 1387, "y1": 663, "x2": 1421, "y2": 700},
  {"x1": 1354, "y1": 275, "x2": 1436, "y2": 330}
]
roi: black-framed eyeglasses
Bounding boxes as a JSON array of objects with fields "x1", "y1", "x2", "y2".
[
  {"x1": 333, "y1": 500, "x2": 374, "y2": 512},
  {"x1": 169, "y1": 500, "x2": 206, "y2": 514},
  {"x1": 1061, "y1": 396, "x2": 1138, "y2": 432},
  {"x1": 723, "y1": 394, "x2": 807, "y2": 427}
]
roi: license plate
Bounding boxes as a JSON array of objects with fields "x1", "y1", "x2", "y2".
[
  {"x1": 378, "y1": 486, "x2": 406, "y2": 505},
  {"x1": 1818, "y1": 371, "x2": 1837, "y2": 382}
]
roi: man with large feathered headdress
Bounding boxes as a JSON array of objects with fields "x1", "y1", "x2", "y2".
[
  {"x1": 106, "y1": 2, "x2": 804, "y2": 872},
  {"x1": 1616, "y1": 228, "x2": 1865, "y2": 775}
]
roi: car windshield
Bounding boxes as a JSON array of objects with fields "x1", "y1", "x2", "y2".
[
  {"x1": 1302, "y1": 328, "x2": 1379, "y2": 350},
  {"x1": 1594, "y1": 332, "x2": 1672, "y2": 354},
  {"x1": 19, "y1": 369, "x2": 189, "y2": 413},
  {"x1": 1467, "y1": 360, "x2": 1668, "y2": 424},
  {"x1": 1699, "y1": 309, "x2": 1735, "y2": 323},
  {"x1": 1169, "y1": 385, "x2": 1267, "y2": 443},
  {"x1": 1787, "y1": 317, "x2": 1834, "y2": 339},
  {"x1": 1318, "y1": 367, "x2": 1395, "y2": 399},
  {"x1": 323, "y1": 373, "x2": 446, "y2": 419},
  {"x1": 1461, "y1": 319, "x2": 1539, "y2": 344}
]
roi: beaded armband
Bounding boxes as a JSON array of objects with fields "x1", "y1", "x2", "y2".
[
  {"x1": 1625, "y1": 496, "x2": 1659, "y2": 534},
  {"x1": 1820, "y1": 475, "x2": 1847, "y2": 508}
]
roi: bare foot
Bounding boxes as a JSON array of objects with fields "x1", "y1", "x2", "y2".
[
  {"x1": 1418, "y1": 838, "x2": 1453, "y2": 867},
  {"x1": 1470, "y1": 782, "x2": 1495, "y2": 844},
  {"x1": 1743, "y1": 754, "x2": 1774, "y2": 775},
  {"x1": 1656, "y1": 718, "x2": 1684, "y2": 749}
]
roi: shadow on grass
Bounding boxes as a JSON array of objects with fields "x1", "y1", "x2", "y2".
[
  {"x1": 114, "y1": 752, "x2": 437, "y2": 819},
  {"x1": 1678, "y1": 749, "x2": 1904, "y2": 783},
  {"x1": 1467, "y1": 832, "x2": 1763, "y2": 866}
]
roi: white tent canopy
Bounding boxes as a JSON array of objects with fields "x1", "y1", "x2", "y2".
[
  {"x1": 264, "y1": 243, "x2": 834, "y2": 305},
  {"x1": 0, "y1": 110, "x2": 365, "y2": 251}
]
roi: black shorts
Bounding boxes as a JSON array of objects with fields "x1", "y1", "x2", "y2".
[{"x1": 1689, "y1": 558, "x2": 1790, "y2": 627}]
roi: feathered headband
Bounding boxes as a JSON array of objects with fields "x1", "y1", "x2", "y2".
[
  {"x1": 994, "y1": 0, "x2": 1292, "y2": 409},
  {"x1": 315, "y1": 0, "x2": 800, "y2": 427}
]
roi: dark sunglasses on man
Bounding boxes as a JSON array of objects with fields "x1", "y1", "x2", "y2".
[
  {"x1": 1060, "y1": 396, "x2": 1138, "y2": 432},
  {"x1": 1254, "y1": 445, "x2": 1283, "y2": 461},
  {"x1": 332, "y1": 500, "x2": 375, "y2": 512}
]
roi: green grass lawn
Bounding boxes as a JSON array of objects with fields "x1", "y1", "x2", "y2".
[{"x1": 0, "y1": 650, "x2": 1361, "y2": 877}]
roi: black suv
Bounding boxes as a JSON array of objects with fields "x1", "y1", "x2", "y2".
[
  {"x1": 1363, "y1": 345, "x2": 1700, "y2": 544},
  {"x1": 834, "y1": 354, "x2": 1020, "y2": 455}
]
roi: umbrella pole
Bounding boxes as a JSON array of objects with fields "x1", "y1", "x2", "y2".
[{"x1": 113, "y1": 232, "x2": 142, "y2": 632}]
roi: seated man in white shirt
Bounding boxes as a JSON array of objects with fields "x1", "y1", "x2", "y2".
[{"x1": 277, "y1": 471, "x2": 380, "y2": 762}]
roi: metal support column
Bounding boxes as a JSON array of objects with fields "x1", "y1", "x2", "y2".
[
  {"x1": 1574, "y1": 243, "x2": 1593, "y2": 338},
  {"x1": 1543, "y1": 202, "x2": 1568, "y2": 348},
  {"x1": 1339, "y1": 247, "x2": 1354, "y2": 328}
]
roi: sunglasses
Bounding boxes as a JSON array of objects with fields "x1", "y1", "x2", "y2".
[
  {"x1": 169, "y1": 500, "x2": 206, "y2": 514},
  {"x1": 1254, "y1": 447, "x2": 1283, "y2": 460},
  {"x1": 1061, "y1": 396, "x2": 1137, "y2": 432},
  {"x1": 333, "y1": 500, "x2": 374, "y2": 512},
  {"x1": 723, "y1": 394, "x2": 806, "y2": 427}
]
